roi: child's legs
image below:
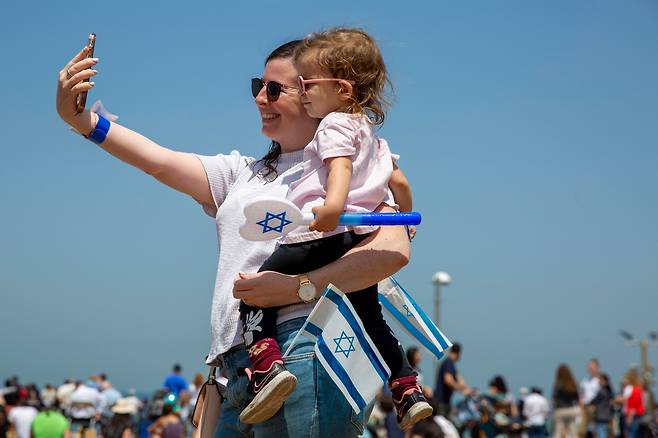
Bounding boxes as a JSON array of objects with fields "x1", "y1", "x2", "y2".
[
  {"x1": 347, "y1": 286, "x2": 414, "y2": 381},
  {"x1": 238, "y1": 245, "x2": 297, "y2": 348},
  {"x1": 239, "y1": 232, "x2": 365, "y2": 348}
]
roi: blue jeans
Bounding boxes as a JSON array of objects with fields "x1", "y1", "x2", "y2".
[
  {"x1": 594, "y1": 422, "x2": 608, "y2": 438},
  {"x1": 214, "y1": 317, "x2": 369, "y2": 438},
  {"x1": 625, "y1": 416, "x2": 640, "y2": 438},
  {"x1": 527, "y1": 425, "x2": 548, "y2": 438}
]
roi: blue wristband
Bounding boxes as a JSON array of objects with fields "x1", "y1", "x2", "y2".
[{"x1": 87, "y1": 114, "x2": 111, "y2": 144}]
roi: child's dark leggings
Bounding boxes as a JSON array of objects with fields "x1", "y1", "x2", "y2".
[{"x1": 239, "y1": 231, "x2": 414, "y2": 381}]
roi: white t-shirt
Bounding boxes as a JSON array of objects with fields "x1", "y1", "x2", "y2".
[
  {"x1": 580, "y1": 376, "x2": 600, "y2": 404},
  {"x1": 196, "y1": 148, "x2": 396, "y2": 362},
  {"x1": 523, "y1": 393, "x2": 550, "y2": 426},
  {"x1": 8, "y1": 406, "x2": 38, "y2": 438},
  {"x1": 435, "y1": 415, "x2": 460, "y2": 438},
  {"x1": 68, "y1": 385, "x2": 103, "y2": 419},
  {"x1": 195, "y1": 150, "x2": 314, "y2": 361}
]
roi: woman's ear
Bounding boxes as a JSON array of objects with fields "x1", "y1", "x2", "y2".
[{"x1": 337, "y1": 80, "x2": 353, "y2": 102}]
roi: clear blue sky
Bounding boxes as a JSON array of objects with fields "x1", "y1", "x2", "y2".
[{"x1": 1, "y1": 1, "x2": 657, "y2": 397}]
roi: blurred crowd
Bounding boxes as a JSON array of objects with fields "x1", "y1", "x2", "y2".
[
  {"x1": 0, "y1": 365, "x2": 204, "y2": 438},
  {"x1": 365, "y1": 346, "x2": 658, "y2": 438},
  {"x1": 3, "y1": 353, "x2": 657, "y2": 438}
]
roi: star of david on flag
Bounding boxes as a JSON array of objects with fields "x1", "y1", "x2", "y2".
[
  {"x1": 378, "y1": 276, "x2": 452, "y2": 360},
  {"x1": 256, "y1": 211, "x2": 292, "y2": 234},
  {"x1": 284, "y1": 284, "x2": 390, "y2": 414},
  {"x1": 333, "y1": 331, "x2": 356, "y2": 358}
]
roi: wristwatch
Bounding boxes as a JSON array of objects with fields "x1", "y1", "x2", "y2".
[{"x1": 297, "y1": 274, "x2": 318, "y2": 303}]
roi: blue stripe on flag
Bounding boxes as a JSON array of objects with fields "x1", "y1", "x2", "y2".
[
  {"x1": 305, "y1": 322, "x2": 322, "y2": 338},
  {"x1": 390, "y1": 277, "x2": 451, "y2": 350},
  {"x1": 316, "y1": 332, "x2": 367, "y2": 411},
  {"x1": 324, "y1": 289, "x2": 389, "y2": 383},
  {"x1": 379, "y1": 295, "x2": 445, "y2": 360}
]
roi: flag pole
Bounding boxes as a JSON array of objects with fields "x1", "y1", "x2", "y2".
[{"x1": 282, "y1": 288, "x2": 328, "y2": 358}]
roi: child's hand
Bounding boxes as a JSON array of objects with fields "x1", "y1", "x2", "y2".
[
  {"x1": 408, "y1": 225, "x2": 417, "y2": 240},
  {"x1": 309, "y1": 204, "x2": 342, "y2": 232}
]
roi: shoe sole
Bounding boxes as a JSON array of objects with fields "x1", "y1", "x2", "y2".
[
  {"x1": 399, "y1": 401, "x2": 433, "y2": 430},
  {"x1": 239, "y1": 371, "x2": 297, "y2": 424}
]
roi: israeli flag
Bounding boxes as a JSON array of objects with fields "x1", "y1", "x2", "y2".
[
  {"x1": 298, "y1": 285, "x2": 391, "y2": 414},
  {"x1": 378, "y1": 276, "x2": 452, "y2": 360}
]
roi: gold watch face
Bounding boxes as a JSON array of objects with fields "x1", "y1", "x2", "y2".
[{"x1": 298, "y1": 283, "x2": 317, "y2": 302}]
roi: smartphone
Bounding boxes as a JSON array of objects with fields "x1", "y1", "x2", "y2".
[{"x1": 75, "y1": 33, "x2": 96, "y2": 114}]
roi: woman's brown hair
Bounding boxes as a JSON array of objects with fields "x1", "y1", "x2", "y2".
[
  {"x1": 294, "y1": 27, "x2": 391, "y2": 126},
  {"x1": 256, "y1": 40, "x2": 303, "y2": 179},
  {"x1": 553, "y1": 363, "x2": 578, "y2": 394}
]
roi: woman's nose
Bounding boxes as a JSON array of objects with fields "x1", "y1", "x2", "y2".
[{"x1": 255, "y1": 85, "x2": 268, "y2": 105}]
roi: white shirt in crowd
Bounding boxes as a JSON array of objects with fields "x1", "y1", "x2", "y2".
[
  {"x1": 435, "y1": 415, "x2": 460, "y2": 438},
  {"x1": 68, "y1": 384, "x2": 103, "y2": 419},
  {"x1": 523, "y1": 392, "x2": 550, "y2": 426},
  {"x1": 580, "y1": 376, "x2": 601, "y2": 404},
  {"x1": 8, "y1": 406, "x2": 38, "y2": 438}
]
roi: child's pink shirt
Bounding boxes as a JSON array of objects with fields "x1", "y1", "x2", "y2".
[{"x1": 283, "y1": 112, "x2": 396, "y2": 244}]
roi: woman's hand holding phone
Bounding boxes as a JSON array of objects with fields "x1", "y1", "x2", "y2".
[{"x1": 56, "y1": 34, "x2": 99, "y2": 134}]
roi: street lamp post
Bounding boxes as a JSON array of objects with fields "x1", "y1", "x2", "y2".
[
  {"x1": 431, "y1": 272, "x2": 452, "y2": 333},
  {"x1": 618, "y1": 330, "x2": 657, "y2": 386}
]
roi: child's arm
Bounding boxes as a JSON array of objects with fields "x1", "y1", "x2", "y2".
[
  {"x1": 310, "y1": 156, "x2": 352, "y2": 232},
  {"x1": 389, "y1": 164, "x2": 413, "y2": 212}
]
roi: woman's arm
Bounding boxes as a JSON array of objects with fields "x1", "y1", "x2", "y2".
[
  {"x1": 233, "y1": 203, "x2": 410, "y2": 307},
  {"x1": 57, "y1": 46, "x2": 212, "y2": 205}
]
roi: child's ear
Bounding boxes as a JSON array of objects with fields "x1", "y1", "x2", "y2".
[{"x1": 337, "y1": 80, "x2": 353, "y2": 102}]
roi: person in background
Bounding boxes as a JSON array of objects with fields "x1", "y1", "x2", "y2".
[
  {"x1": 7, "y1": 399, "x2": 38, "y2": 438},
  {"x1": 147, "y1": 404, "x2": 183, "y2": 438},
  {"x1": 487, "y1": 375, "x2": 518, "y2": 420},
  {"x1": 163, "y1": 365, "x2": 188, "y2": 398},
  {"x1": 524, "y1": 387, "x2": 550, "y2": 438},
  {"x1": 31, "y1": 405, "x2": 70, "y2": 438},
  {"x1": 0, "y1": 399, "x2": 8, "y2": 438},
  {"x1": 188, "y1": 374, "x2": 205, "y2": 412},
  {"x1": 25, "y1": 384, "x2": 43, "y2": 410},
  {"x1": 56, "y1": 380, "x2": 76, "y2": 412},
  {"x1": 40, "y1": 385, "x2": 57, "y2": 410},
  {"x1": 409, "y1": 417, "x2": 445, "y2": 438},
  {"x1": 591, "y1": 373, "x2": 613, "y2": 438},
  {"x1": 434, "y1": 343, "x2": 470, "y2": 419},
  {"x1": 121, "y1": 390, "x2": 142, "y2": 416},
  {"x1": 407, "y1": 346, "x2": 431, "y2": 395},
  {"x1": 101, "y1": 399, "x2": 137, "y2": 438},
  {"x1": 100, "y1": 381, "x2": 122, "y2": 420},
  {"x1": 552, "y1": 363, "x2": 581, "y2": 438},
  {"x1": 622, "y1": 369, "x2": 645, "y2": 438},
  {"x1": 67, "y1": 379, "x2": 103, "y2": 438},
  {"x1": 579, "y1": 358, "x2": 601, "y2": 437}
]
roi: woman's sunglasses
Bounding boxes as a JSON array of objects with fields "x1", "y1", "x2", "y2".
[{"x1": 251, "y1": 78, "x2": 298, "y2": 102}]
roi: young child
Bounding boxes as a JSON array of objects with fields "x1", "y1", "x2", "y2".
[{"x1": 239, "y1": 28, "x2": 431, "y2": 429}]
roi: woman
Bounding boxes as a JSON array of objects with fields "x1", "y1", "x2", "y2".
[
  {"x1": 551, "y1": 364, "x2": 580, "y2": 438},
  {"x1": 622, "y1": 369, "x2": 645, "y2": 438},
  {"x1": 56, "y1": 39, "x2": 410, "y2": 437},
  {"x1": 591, "y1": 373, "x2": 613, "y2": 438}
]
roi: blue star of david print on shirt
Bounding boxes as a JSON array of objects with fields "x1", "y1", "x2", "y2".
[
  {"x1": 402, "y1": 304, "x2": 414, "y2": 318},
  {"x1": 333, "y1": 331, "x2": 356, "y2": 358},
  {"x1": 257, "y1": 211, "x2": 292, "y2": 234}
]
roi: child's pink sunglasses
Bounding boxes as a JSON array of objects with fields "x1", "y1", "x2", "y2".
[{"x1": 297, "y1": 75, "x2": 355, "y2": 95}]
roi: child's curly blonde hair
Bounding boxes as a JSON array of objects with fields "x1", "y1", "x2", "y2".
[{"x1": 294, "y1": 27, "x2": 391, "y2": 125}]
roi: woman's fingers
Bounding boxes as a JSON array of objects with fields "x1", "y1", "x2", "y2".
[
  {"x1": 60, "y1": 46, "x2": 89, "y2": 80},
  {"x1": 71, "y1": 81, "x2": 95, "y2": 93},
  {"x1": 64, "y1": 57, "x2": 99, "y2": 82},
  {"x1": 65, "y1": 68, "x2": 97, "y2": 87}
]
